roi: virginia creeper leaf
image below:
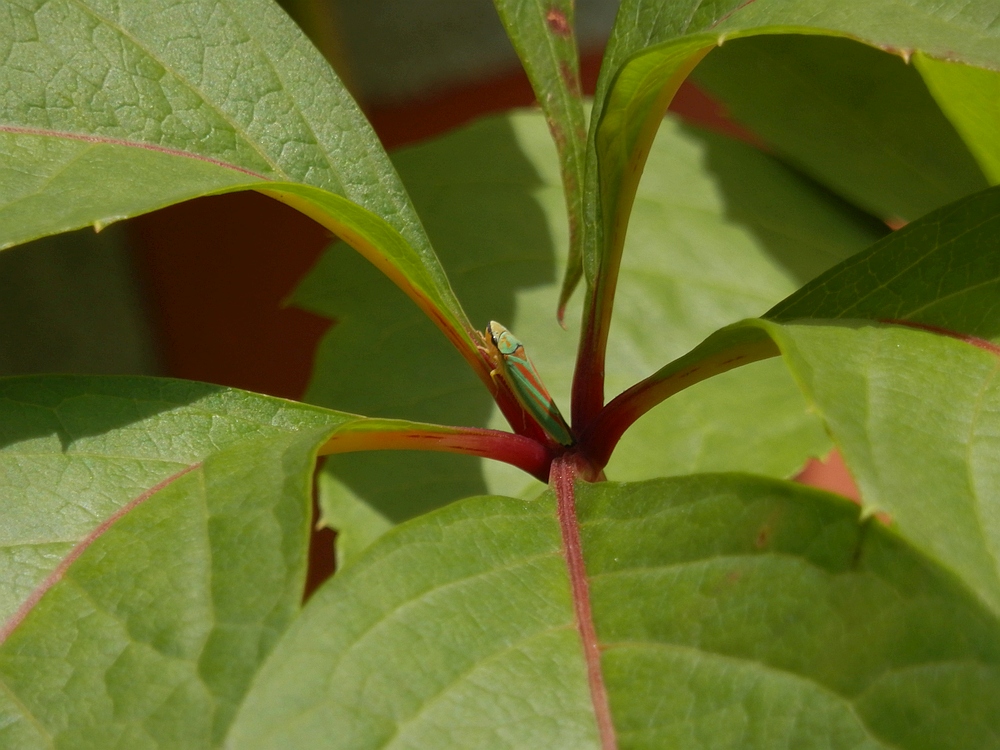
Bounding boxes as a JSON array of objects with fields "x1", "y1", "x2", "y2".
[
  {"x1": 0, "y1": 0, "x2": 477, "y2": 362},
  {"x1": 490, "y1": 0, "x2": 588, "y2": 317},
  {"x1": 769, "y1": 184, "x2": 1000, "y2": 342},
  {"x1": 766, "y1": 322, "x2": 1000, "y2": 620},
  {"x1": 0, "y1": 432, "x2": 325, "y2": 748},
  {"x1": 0, "y1": 375, "x2": 499, "y2": 745},
  {"x1": 591, "y1": 0, "x2": 1000, "y2": 284},
  {"x1": 0, "y1": 377, "x2": 460, "y2": 625},
  {"x1": 0, "y1": 376, "x2": 333, "y2": 745},
  {"x1": 605, "y1": 179, "x2": 1000, "y2": 466},
  {"x1": 611, "y1": 198, "x2": 1000, "y2": 615},
  {"x1": 227, "y1": 475, "x2": 1000, "y2": 748}
]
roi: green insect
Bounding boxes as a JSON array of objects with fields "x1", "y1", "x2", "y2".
[{"x1": 485, "y1": 321, "x2": 574, "y2": 446}]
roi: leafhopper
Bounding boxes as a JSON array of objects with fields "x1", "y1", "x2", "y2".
[{"x1": 484, "y1": 321, "x2": 574, "y2": 446}]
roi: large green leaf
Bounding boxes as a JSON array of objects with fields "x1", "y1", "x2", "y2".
[
  {"x1": 227, "y1": 475, "x2": 1000, "y2": 748},
  {"x1": 0, "y1": 0, "x2": 415, "y2": 241},
  {"x1": 0, "y1": 432, "x2": 325, "y2": 748},
  {"x1": 767, "y1": 321, "x2": 1000, "y2": 619},
  {"x1": 0, "y1": 375, "x2": 498, "y2": 746},
  {"x1": 0, "y1": 0, "x2": 477, "y2": 361},
  {"x1": 765, "y1": 192, "x2": 1000, "y2": 611},
  {"x1": 591, "y1": 0, "x2": 1000, "y2": 255},
  {"x1": 592, "y1": 0, "x2": 1000, "y2": 242},
  {"x1": 585, "y1": 476, "x2": 1000, "y2": 749},
  {"x1": 692, "y1": 34, "x2": 987, "y2": 222},
  {"x1": 295, "y1": 110, "x2": 881, "y2": 560},
  {"x1": 490, "y1": 0, "x2": 588, "y2": 315},
  {"x1": 228, "y1": 491, "x2": 597, "y2": 750},
  {"x1": 0, "y1": 377, "x2": 329, "y2": 746}
]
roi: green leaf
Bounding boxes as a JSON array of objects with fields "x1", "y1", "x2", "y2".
[
  {"x1": 0, "y1": 130, "x2": 265, "y2": 249},
  {"x1": 769, "y1": 185, "x2": 1000, "y2": 341},
  {"x1": 915, "y1": 55, "x2": 1000, "y2": 185},
  {"x1": 576, "y1": 0, "x2": 1000, "y2": 409},
  {"x1": 0, "y1": 0, "x2": 415, "y2": 242},
  {"x1": 228, "y1": 475, "x2": 1000, "y2": 748},
  {"x1": 639, "y1": 203, "x2": 1000, "y2": 615},
  {"x1": 601, "y1": 188, "x2": 1000, "y2": 601},
  {"x1": 0, "y1": 0, "x2": 478, "y2": 362},
  {"x1": 490, "y1": 0, "x2": 588, "y2": 315},
  {"x1": 296, "y1": 110, "x2": 880, "y2": 555},
  {"x1": 613, "y1": 178, "x2": 1000, "y2": 467},
  {"x1": 583, "y1": 476, "x2": 1000, "y2": 750},
  {"x1": 226, "y1": 492, "x2": 598, "y2": 749},
  {"x1": 0, "y1": 375, "x2": 492, "y2": 745},
  {"x1": 766, "y1": 321, "x2": 1000, "y2": 620},
  {"x1": 0, "y1": 376, "x2": 338, "y2": 745},
  {"x1": 0, "y1": 434, "x2": 324, "y2": 748},
  {"x1": 692, "y1": 34, "x2": 987, "y2": 222}
]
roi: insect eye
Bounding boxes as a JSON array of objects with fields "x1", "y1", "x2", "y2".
[{"x1": 486, "y1": 321, "x2": 503, "y2": 348}]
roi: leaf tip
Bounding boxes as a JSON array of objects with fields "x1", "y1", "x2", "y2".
[
  {"x1": 92, "y1": 216, "x2": 124, "y2": 233},
  {"x1": 556, "y1": 263, "x2": 582, "y2": 327}
]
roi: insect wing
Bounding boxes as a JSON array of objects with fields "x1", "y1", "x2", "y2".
[{"x1": 487, "y1": 322, "x2": 573, "y2": 446}]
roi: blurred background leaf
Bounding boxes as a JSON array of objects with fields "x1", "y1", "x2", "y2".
[{"x1": 692, "y1": 35, "x2": 988, "y2": 223}]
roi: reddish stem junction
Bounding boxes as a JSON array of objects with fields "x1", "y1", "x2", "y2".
[{"x1": 550, "y1": 455, "x2": 617, "y2": 750}]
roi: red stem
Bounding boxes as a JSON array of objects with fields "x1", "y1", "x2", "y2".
[
  {"x1": 550, "y1": 455, "x2": 617, "y2": 749},
  {"x1": 571, "y1": 298, "x2": 607, "y2": 433},
  {"x1": 569, "y1": 49, "x2": 710, "y2": 434},
  {"x1": 319, "y1": 425, "x2": 553, "y2": 482}
]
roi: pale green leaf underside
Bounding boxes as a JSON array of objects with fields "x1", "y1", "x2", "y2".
[
  {"x1": 228, "y1": 476, "x2": 1000, "y2": 749},
  {"x1": 917, "y1": 54, "x2": 1000, "y2": 185}
]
